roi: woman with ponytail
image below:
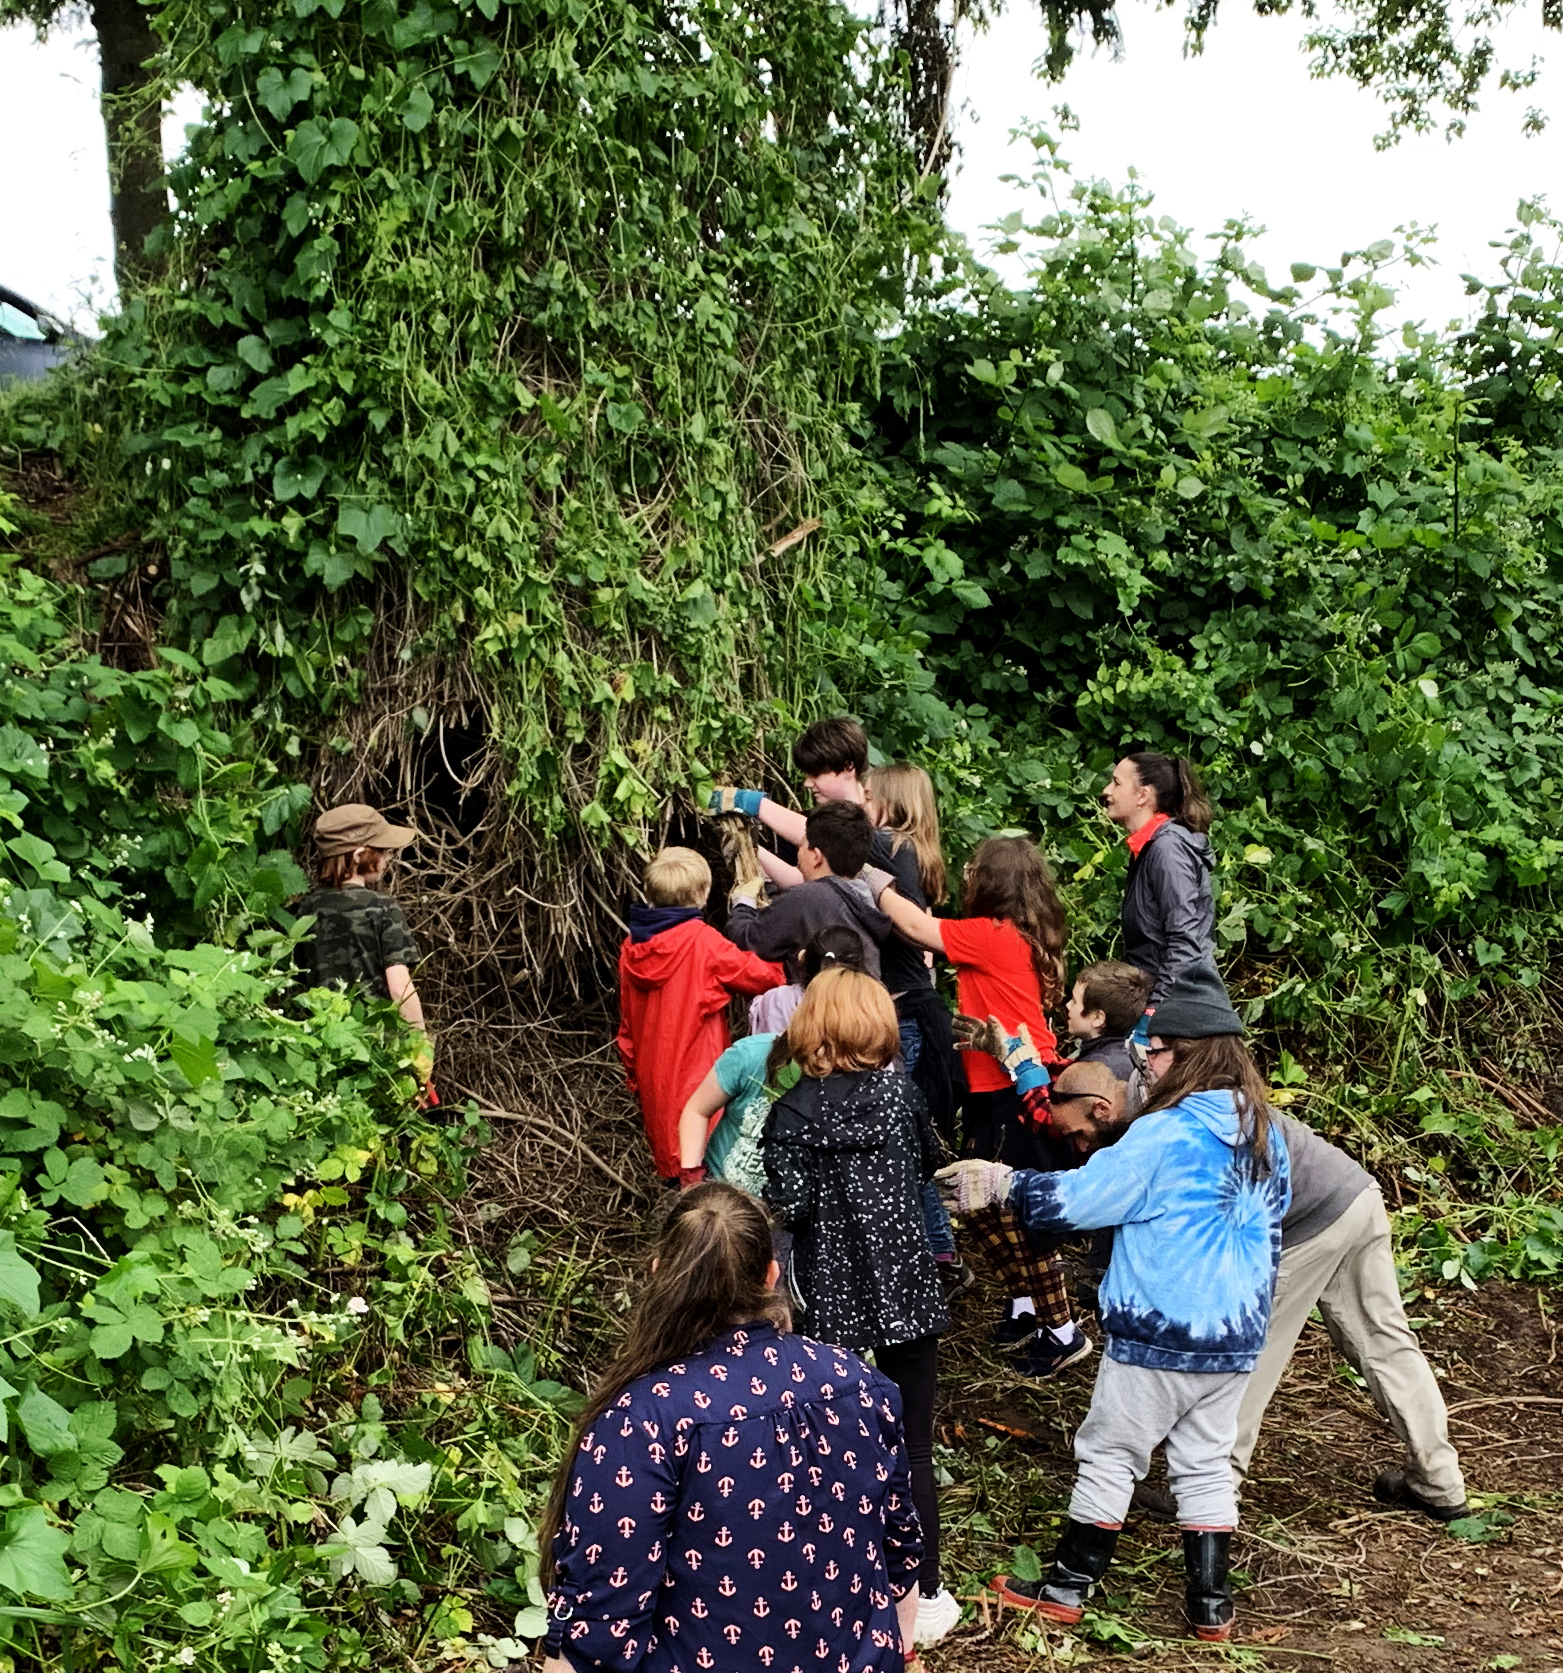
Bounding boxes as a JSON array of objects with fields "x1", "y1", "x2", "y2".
[
  {"x1": 1100, "y1": 752, "x2": 1216, "y2": 1008},
  {"x1": 539, "y1": 1183, "x2": 924, "y2": 1673}
]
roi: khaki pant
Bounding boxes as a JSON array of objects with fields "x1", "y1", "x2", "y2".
[{"x1": 1232, "y1": 1186, "x2": 1465, "y2": 1508}]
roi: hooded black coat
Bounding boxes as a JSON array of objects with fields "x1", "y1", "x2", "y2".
[
  {"x1": 762, "y1": 1068, "x2": 949, "y2": 1354},
  {"x1": 1122, "y1": 820, "x2": 1216, "y2": 1007}
]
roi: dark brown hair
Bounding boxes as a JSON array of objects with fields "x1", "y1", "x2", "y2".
[
  {"x1": 313, "y1": 847, "x2": 390, "y2": 887},
  {"x1": 962, "y1": 836, "x2": 1067, "y2": 1009},
  {"x1": 804, "y1": 799, "x2": 874, "y2": 877},
  {"x1": 792, "y1": 716, "x2": 869, "y2": 778},
  {"x1": 766, "y1": 928, "x2": 869, "y2": 1081},
  {"x1": 1075, "y1": 960, "x2": 1153, "y2": 1036},
  {"x1": 1126, "y1": 752, "x2": 1213, "y2": 835},
  {"x1": 539, "y1": 1184, "x2": 786, "y2": 1583},
  {"x1": 1137, "y1": 1034, "x2": 1277, "y2": 1178}
]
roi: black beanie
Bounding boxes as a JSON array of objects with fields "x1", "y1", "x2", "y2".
[{"x1": 1150, "y1": 960, "x2": 1243, "y2": 1039}]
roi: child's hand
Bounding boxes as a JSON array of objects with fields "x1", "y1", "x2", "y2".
[
  {"x1": 935, "y1": 1159, "x2": 1015, "y2": 1214},
  {"x1": 709, "y1": 788, "x2": 765, "y2": 817},
  {"x1": 729, "y1": 877, "x2": 765, "y2": 911},
  {"x1": 952, "y1": 1013, "x2": 1004, "y2": 1057}
]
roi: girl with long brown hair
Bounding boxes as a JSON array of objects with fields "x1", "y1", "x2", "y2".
[
  {"x1": 867, "y1": 836, "x2": 1087, "y2": 1381},
  {"x1": 538, "y1": 1182, "x2": 924, "y2": 1673},
  {"x1": 936, "y1": 961, "x2": 1291, "y2": 1645},
  {"x1": 760, "y1": 967, "x2": 959, "y2": 1645}
]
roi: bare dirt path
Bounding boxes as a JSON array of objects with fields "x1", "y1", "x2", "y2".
[{"x1": 923, "y1": 1273, "x2": 1563, "y2": 1673}]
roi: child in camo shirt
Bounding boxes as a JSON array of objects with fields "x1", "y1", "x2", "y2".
[{"x1": 297, "y1": 803, "x2": 426, "y2": 1038}]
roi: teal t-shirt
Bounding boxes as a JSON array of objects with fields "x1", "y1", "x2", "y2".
[{"x1": 705, "y1": 1033, "x2": 777, "y2": 1195}]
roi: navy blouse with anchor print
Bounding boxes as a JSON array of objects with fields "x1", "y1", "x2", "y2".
[{"x1": 544, "y1": 1323, "x2": 922, "y2": 1673}]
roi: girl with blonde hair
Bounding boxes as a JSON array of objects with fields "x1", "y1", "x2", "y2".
[{"x1": 761, "y1": 966, "x2": 959, "y2": 1644}]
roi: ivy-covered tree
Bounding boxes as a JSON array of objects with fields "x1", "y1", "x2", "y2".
[{"x1": 1, "y1": 0, "x2": 168, "y2": 287}]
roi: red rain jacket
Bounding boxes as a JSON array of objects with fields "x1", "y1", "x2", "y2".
[{"x1": 617, "y1": 919, "x2": 784, "y2": 1178}]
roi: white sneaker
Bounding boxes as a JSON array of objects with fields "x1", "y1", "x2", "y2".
[{"x1": 913, "y1": 1585, "x2": 962, "y2": 1645}]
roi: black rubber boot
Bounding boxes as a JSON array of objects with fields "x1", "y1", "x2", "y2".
[
  {"x1": 994, "y1": 1520, "x2": 1120, "y2": 1624},
  {"x1": 1182, "y1": 1529, "x2": 1234, "y2": 1642}
]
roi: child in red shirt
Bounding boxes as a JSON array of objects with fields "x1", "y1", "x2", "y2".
[
  {"x1": 617, "y1": 847, "x2": 785, "y2": 1182},
  {"x1": 870, "y1": 837, "x2": 1089, "y2": 1381}
]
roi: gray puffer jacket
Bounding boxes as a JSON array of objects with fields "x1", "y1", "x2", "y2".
[{"x1": 1122, "y1": 820, "x2": 1215, "y2": 1007}]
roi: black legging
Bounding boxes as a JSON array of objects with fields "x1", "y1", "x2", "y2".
[{"x1": 876, "y1": 1332, "x2": 941, "y2": 1594}]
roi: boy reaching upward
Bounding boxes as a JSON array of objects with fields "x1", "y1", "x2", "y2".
[
  {"x1": 617, "y1": 847, "x2": 785, "y2": 1184},
  {"x1": 725, "y1": 801, "x2": 890, "y2": 978}
]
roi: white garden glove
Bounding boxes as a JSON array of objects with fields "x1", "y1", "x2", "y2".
[{"x1": 934, "y1": 1158, "x2": 1015, "y2": 1215}]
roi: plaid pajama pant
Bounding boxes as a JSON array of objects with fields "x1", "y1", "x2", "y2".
[{"x1": 964, "y1": 1204, "x2": 1072, "y2": 1328}]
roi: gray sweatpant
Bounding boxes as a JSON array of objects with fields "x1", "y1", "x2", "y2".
[
  {"x1": 1232, "y1": 1186, "x2": 1466, "y2": 1508},
  {"x1": 1071, "y1": 1354, "x2": 1248, "y2": 1528}
]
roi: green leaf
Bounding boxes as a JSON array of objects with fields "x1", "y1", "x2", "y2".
[
  {"x1": 1054, "y1": 463, "x2": 1090, "y2": 494},
  {"x1": 1446, "y1": 1509, "x2": 1514, "y2": 1544},
  {"x1": 337, "y1": 503, "x2": 402, "y2": 555},
  {"x1": 17, "y1": 1388, "x2": 74, "y2": 1457},
  {"x1": 1084, "y1": 407, "x2": 1119, "y2": 449},
  {"x1": 290, "y1": 116, "x2": 359, "y2": 183},
  {"x1": 1175, "y1": 474, "x2": 1206, "y2": 499},
  {"x1": 0, "y1": 1237, "x2": 41, "y2": 1319},
  {"x1": 400, "y1": 85, "x2": 435, "y2": 132},
  {"x1": 0, "y1": 1506, "x2": 72, "y2": 1600},
  {"x1": 168, "y1": 1035, "x2": 221, "y2": 1090},
  {"x1": 320, "y1": 1514, "x2": 398, "y2": 1586},
  {"x1": 236, "y1": 335, "x2": 273, "y2": 374},
  {"x1": 1010, "y1": 1543, "x2": 1042, "y2": 1583},
  {"x1": 257, "y1": 65, "x2": 313, "y2": 121},
  {"x1": 274, "y1": 455, "x2": 329, "y2": 502},
  {"x1": 1290, "y1": 261, "x2": 1317, "y2": 282},
  {"x1": 605, "y1": 401, "x2": 644, "y2": 434},
  {"x1": 1407, "y1": 630, "x2": 1442, "y2": 659},
  {"x1": 6, "y1": 833, "x2": 69, "y2": 884}
]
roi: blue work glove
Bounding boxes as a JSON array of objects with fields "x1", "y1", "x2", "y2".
[
  {"x1": 1127, "y1": 1006, "x2": 1155, "y2": 1072},
  {"x1": 953, "y1": 1014, "x2": 1051, "y2": 1096},
  {"x1": 708, "y1": 788, "x2": 765, "y2": 818}
]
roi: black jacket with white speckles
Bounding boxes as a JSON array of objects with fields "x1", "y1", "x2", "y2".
[{"x1": 762, "y1": 1067, "x2": 950, "y2": 1354}]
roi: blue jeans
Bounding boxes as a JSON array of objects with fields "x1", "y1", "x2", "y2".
[{"x1": 901, "y1": 1020, "x2": 956, "y2": 1258}]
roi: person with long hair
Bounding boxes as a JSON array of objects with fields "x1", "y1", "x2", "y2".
[
  {"x1": 936, "y1": 962, "x2": 1290, "y2": 1644},
  {"x1": 761, "y1": 967, "x2": 960, "y2": 1646},
  {"x1": 868, "y1": 836, "x2": 1089, "y2": 1381},
  {"x1": 538, "y1": 1183, "x2": 924, "y2": 1673},
  {"x1": 1100, "y1": 751, "x2": 1215, "y2": 1008}
]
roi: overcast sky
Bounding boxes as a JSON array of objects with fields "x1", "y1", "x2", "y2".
[{"x1": 2, "y1": 4, "x2": 1560, "y2": 330}]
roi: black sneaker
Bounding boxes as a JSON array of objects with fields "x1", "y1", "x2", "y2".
[
  {"x1": 1373, "y1": 1470, "x2": 1469, "y2": 1523},
  {"x1": 991, "y1": 1310, "x2": 1040, "y2": 1354},
  {"x1": 938, "y1": 1258, "x2": 977, "y2": 1300},
  {"x1": 1016, "y1": 1325, "x2": 1094, "y2": 1380}
]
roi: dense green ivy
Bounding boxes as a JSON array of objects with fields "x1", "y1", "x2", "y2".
[{"x1": 13, "y1": 0, "x2": 937, "y2": 848}]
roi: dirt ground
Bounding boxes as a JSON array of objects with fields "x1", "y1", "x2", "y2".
[{"x1": 923, "y1": 1268, "x2": 1563, "y2": 1673}]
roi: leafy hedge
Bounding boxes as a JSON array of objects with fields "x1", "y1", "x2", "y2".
[
  {"x1": 0, "y1": 540, "x2": 577, "y2": 1667},
  {"x1": 839, "y1": 142, "x2": 1563, "y2": 1281}
]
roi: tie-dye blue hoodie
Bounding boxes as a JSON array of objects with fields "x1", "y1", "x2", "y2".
[{"x1": 1009, "y1": 1090, "x2": 1291, "y2": 1373}]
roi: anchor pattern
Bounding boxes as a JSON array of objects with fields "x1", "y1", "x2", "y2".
[{"x1": 545, "y1": 1323, "x2": 920, "y2": 1672}]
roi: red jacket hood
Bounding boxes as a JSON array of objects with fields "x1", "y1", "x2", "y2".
[{"x1": 620, "y1": 916, "x2": 709, "y2": 991}]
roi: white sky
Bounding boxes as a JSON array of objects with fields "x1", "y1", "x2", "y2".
[
  {"x1": 947, "y1": 4, "x2": 1563, "y2": 330},
  {"x1": 1, "y1": 5, "x2": 1560, "y2": 330}
]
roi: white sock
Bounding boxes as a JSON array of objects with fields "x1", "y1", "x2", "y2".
[
  {"x1": 1048, "y1": 1322, "x2": 1075, "y2": 1344},
  {"x1": 1011, "y1": 1297, "x2": 1033, "y2": 1318}
]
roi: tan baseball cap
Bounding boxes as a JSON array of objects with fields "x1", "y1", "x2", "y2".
[{"x1": 313, "y1": 803, "x2": 417, "y2": 857}]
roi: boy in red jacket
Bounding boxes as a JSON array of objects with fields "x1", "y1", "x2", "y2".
[{"x1": 617, "y1": 847, "x2": 785, "y2": 1183}]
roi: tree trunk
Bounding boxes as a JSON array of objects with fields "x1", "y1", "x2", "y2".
[{"x1": 91, "y1": 0, "x2": 167, "y2": 292}]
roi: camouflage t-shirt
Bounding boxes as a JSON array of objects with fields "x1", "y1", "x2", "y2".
[{"x1": 297, "y1": 888, "x2": 419, "y2": 1000}]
